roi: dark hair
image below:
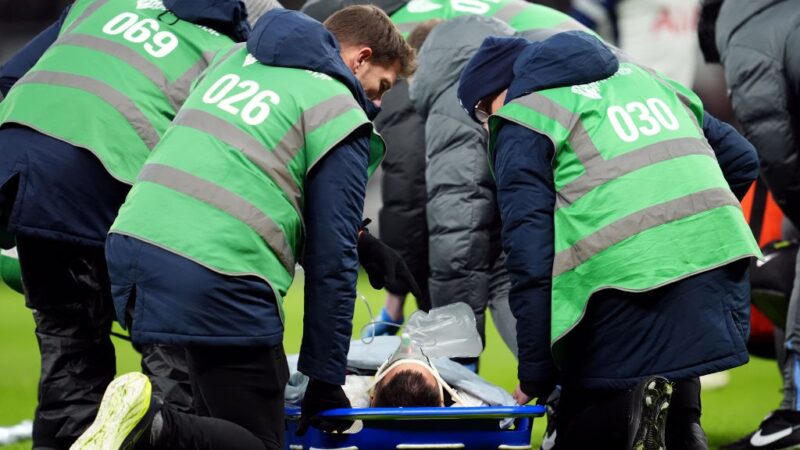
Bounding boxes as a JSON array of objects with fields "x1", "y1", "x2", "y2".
[
  {"x1": 698, "y1": 0, "x2": 725, "y2": 63},
  {"x1": 324, "y1": 5, "x2": 416, "y2": 77},
  {"x1": 407, "y1": 19, "x2": 442, "y2": 52},
  {"x1": 372, "y1": 370, "x2": 441, "y2": 407}
]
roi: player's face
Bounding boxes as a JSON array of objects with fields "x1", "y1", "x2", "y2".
[{"x1": 355, "y1": 59, "x2": 401, "y2": 106}]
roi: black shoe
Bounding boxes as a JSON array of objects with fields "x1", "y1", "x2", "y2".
[
  {"x1": 69, "y1": 373, "x2": 160, "y2": 450},
  {"x1": 667, "y1": 422, "x2": 708, "y2": 450},
  {"x1": 720, "y1": 410, "x2": 800, "y2": 450},
  {"x1": 628, "y1": 376, "x2": 673, "y2": 450},
  {"x1": 539, "y1": 387, "x2": 560, "y2": 450}
]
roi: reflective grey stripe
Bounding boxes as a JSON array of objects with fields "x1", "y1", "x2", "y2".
[
  {"x1": 511, "y1": 93, "x2": 600, "y2": 167},
  {"x1": 167, "y1": 50, "x2": 218, "y2": 108},
  {"x1": 55, "y1": 33, "x2": 178, "y2": 110},
  {"x1": 64, "y1": 0, "x2": 109, "y2": 33},
  {"x1": 494, "y1": 1, "x2": 528, "y2": 23},
  {"x1": 138, "y1": 163, "x2": 296, "y2": 273},
  {"x1": 554, "y1": 18, "x2": 591, "y2": 32},
  {"x1": 552, "y1": 187, "x2": 740, "y2": 277},
  {"x1": 273, "y1": 94, "x2": 362, "y2": 171},
  {"x1": 555, "y1": 137, "x2": 716, "y2": 208},
  {"x1": 172, "y1": 108, "x2": 303, "y2": 220},
  {"x1": 17, "y1": 70, "x2": 160, "y2": 149}
]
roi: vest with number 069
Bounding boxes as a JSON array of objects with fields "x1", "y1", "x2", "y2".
[
  {"x1": 489, "y1": 62, "x2": 761, "y2": 358},
  {"x1": 390, "y1": 0, "x2": 584, "y2": 35},
  {"x1": 0, "y1": 0, "x2": 234, "y2": 184},
  {"x1": 110, "y1": 44, "x2": 385, "y2": 313}
]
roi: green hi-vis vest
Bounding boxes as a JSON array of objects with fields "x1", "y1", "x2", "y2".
[
  {"x1": 110, "y1": 44, "x2": 385, "y2": 310},
  {"x1": 390, "y1": 0, "x2": 584, "y2": 35},
  {"x1": 0, "y1": 0, "x2": 234, "y2": 184},
  {"x1": 489, "y1": 62, "x2": 761, "y2": 358}
]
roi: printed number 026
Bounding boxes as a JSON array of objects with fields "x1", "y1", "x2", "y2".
[
  {"x1": 202, "y1": 74, "x2": 280, "y2": 126},
  {"x1": 607, "y1": 98, "x2": 680, "y2": 143},
  {"x1": 102, "y1": 12, "x2": 179, "y2": 58}
]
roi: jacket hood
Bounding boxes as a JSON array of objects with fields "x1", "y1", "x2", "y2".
[
  {"x1": 506, "y1": 31, "x2": 618, "y2": 102},
  {"x1": 165, "y1": 0, "x2": 250, "y2": 42},
  {"x1": 715, "y1": 0, "x2": 786, "y2": 54},
  {"x1": 247, "y1": 9, "x2": 379, "y2": 118},
  {"x1": 301, "y1": 0, "x2": 408, "y2": 22},
  {"x1": 409, "y1": 15, "x2": 515, "y2": 118}
]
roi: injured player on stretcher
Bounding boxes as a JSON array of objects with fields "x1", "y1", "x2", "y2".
[{"x1": 285, "y1": 334, "x2": 516, "y2": 408}]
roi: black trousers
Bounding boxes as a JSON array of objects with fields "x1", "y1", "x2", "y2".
[
  {"x1": 155, "y1": 345, "x2": 290, "y2": 450},
  {"x1": 16, "y1": 236, "x2": 193, "y2": 450},
  {"x1": 553, "y1": 378, "x2": 701, "y2": 450}
]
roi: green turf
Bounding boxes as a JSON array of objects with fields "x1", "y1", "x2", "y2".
[{"x1": 0, "y1": 274, "x2": 784, "y2": 449}]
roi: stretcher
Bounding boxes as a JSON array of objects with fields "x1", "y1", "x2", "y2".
[{"x1": 285, "y1": 405, "x2": 546, "y2": 450}]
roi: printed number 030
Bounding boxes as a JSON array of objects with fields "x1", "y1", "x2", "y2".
[
  {"x1": 102, "y1": 12, "x2": 179, "y2": 58},
  {"x1": 202, "y1": 74, "x2": 281, "y2": 126},
  {"x1": 607, "y1": 98, "x2": 680, "y2": 143}
]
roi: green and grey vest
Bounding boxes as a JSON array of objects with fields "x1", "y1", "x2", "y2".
[
  {"x1": 489, "y1": 62, "x2": 761, "y2": 357},
  {"x1": 0, "y1": 0, "x2": 235, "y2": 184},
  {"x1": 110, "y1": 44, "x2": 385, "y2": 310},
  {"x1": 390, "y1": 0, "x2": 584, "y2": 34}
]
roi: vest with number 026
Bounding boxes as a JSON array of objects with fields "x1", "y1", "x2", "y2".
[
  {"x1": 0, "y1": 0, "x2": 234, "y2": 184},
  {"x1": 390, "y1": 0, "x2": 584, "y2": 35},
  {"x1": 489, "y1": 62, "x2": 761, "y2": 358},
  {"x1": 110, "y1": 44, "x2": 386, "y2": 312}
]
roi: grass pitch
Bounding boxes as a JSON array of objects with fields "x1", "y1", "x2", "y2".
[{"x1": 0, "y1": 274, "x2": 783, "y2": 449}]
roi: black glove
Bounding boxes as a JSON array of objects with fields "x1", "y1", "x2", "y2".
[
  {"x1": 357, "y1": 220, "x2": 422, "y2": 299},
  {"x1": 296, "y1": 379, "x2": 353, "y2": 436},
  {"x1": 520, "y1": 379, "x2": 558, "y2": 405}
]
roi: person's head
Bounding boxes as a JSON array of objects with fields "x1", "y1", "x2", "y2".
[
  {"x1": 458, "y1": 36, "x2": 529, "y2": 126},
  {"x1": 698, "y1": 0, "x2": 725, "y2": 63},
  {"x1": 407, "y1": 19, "x2": 442, "y2": 52},
  {"x1": 324, "y1": 5, "x2": 416, "y2": 103},
  {"x1": 371, "y1": 362, "x2": 444, "y2": 407}
]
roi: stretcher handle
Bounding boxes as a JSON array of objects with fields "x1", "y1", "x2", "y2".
[{"x1": 286, "y1": 405, "x2": 545, "y2": 421}]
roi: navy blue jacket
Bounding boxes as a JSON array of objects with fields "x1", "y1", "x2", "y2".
[
  {"x1": 0, "y1": 0, "x2": 251, "y2": 247},
  {"x1": 492, "y1": 32, "x2": 759, "y2": 389},
  {"x1": 107, "y1": 9, "x2": 375, "y2": 386}
]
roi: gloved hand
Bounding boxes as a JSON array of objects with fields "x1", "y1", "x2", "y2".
[
  {"x1": 518, "y1": 379, "x2": 557, "y2": 405},
  {"x1": 357, "y1": 220, "x2": 422, "y2": 299},
  {"x1": 296, "y1": 379, "x2": 353, "y2": 436}
]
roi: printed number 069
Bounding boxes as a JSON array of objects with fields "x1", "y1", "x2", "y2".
[
  {"x1": 102, "y1": 12, "x2": 179, "y2": 58},
  {"x1": 203, "y1": 74, "x2": 281, "y2": 126},
  {"x1": 607, "y1": 98, "x2": 680, "y2": 143}
]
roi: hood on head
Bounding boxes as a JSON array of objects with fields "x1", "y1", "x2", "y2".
[
  {"x1": 301, "y1": 0, "x2": 408, "y2": 22},
  {"x1": 247, "y1": 9, "x2": 379, "y2": 117},
  {"x1": 506, "y1": 30, "x2": 618, "y2": 101},
  {"x1": 165, "y1": 0, "x2": 250, "y2": 42},
  {"x1": 458, "y1": 36, "x2": 529, "y2": 123},
  {"x1": 409, "y1": 15, "x2": 515, "y2": 118},
  {"x1": 241, "y1": 0, "x2": 283, "y2": 27}
]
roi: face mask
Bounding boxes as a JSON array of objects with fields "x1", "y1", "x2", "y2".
[{"x1": 369, "y1": 334, "x2": 465, "y2": 406}]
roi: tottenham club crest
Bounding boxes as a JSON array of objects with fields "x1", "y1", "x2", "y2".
[
  {"x1": 136, "y1": 0, "x2": 166, "y2": 10},
  {"x1": 571, "y1": 82, "x2": 602, "y2": 100},
  {"x1": 570, "y1": 66, "x2": 633, "y2": 100}
]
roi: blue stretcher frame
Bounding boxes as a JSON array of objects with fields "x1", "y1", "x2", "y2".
[{"x1": 285, "y1": 405, "x2": 546, "y2": 450}]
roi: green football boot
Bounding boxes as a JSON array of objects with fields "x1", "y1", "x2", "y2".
[{"x1": 70, "y1": 372, "x2": 157, "y2": 450}]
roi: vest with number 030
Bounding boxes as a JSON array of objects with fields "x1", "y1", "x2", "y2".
[
  {"x1": 390, "y1": 0, "x2": 583, "y2": 35},
  {"x1": 489, "y1": 62, "x2": 761, "y2": 355},
  {"x1": 110, "y1": 44, "x2": 385, "y2": 310},
  {"x1": 0, "y1": 0, "x2": 234, "y2": 184}
]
